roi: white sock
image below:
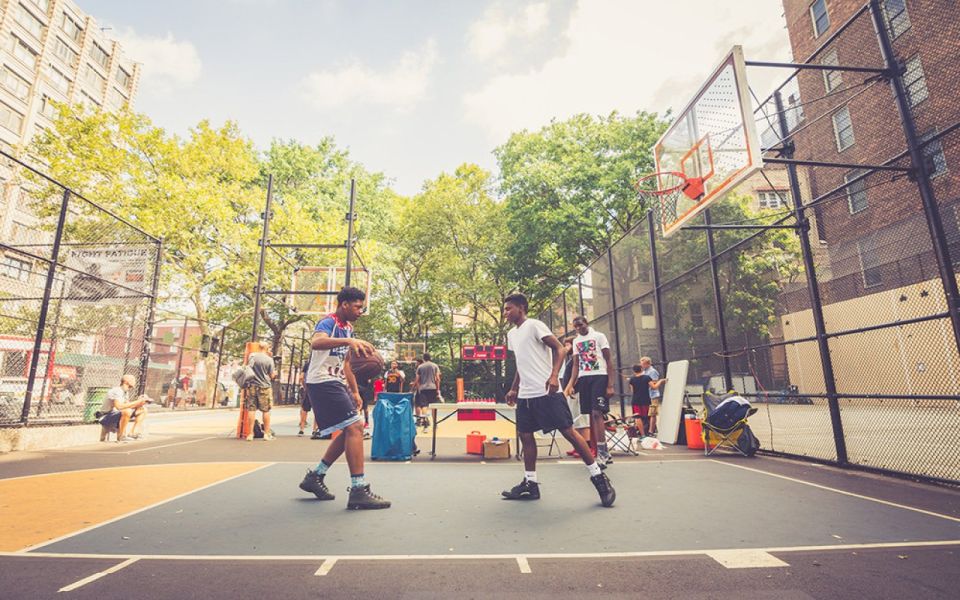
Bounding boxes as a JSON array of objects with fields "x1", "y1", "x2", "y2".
[
  {"x1": 524, "y1": 471, "x2": 538, "y2": 483},
  {"x1": 587, "y1": 462, "x2": 602, "y2": 477}
]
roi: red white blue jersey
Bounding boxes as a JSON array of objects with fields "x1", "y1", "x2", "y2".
[{"x1": 305, "y1": 313, "x2": 353, "y2": 384}]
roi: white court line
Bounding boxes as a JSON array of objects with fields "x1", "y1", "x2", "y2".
[
  {"x1": 125, "y1": 436, "x2": 219, "y2": 453},
  {"x1": 315, "y1": 558, "x2": 337, "y2": 576},
  {"x1": 0, "y1": 460, "x2": 271, "y2": 483},
  {"x1": 58, "y1": 557, "x2": 139, "y2": 592},
  {"x1": 8, "y1": 539, "x2": 960, "y2": 562},
  {"x1": 516, "y1": 556, "x2": 531, "y2": 573},
  {"x1": 15, "y1": 463, "x2": 275, "y2": 553},
  {"x1": 706, "y1": 549, "x2": 789, "y2": 569},
  {"x1": 710, "y1": 460, "x2": 960, "y2": 524}
]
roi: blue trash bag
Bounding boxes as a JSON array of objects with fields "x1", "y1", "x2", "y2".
[{"x1": 371, "y1": 392, "x2": 415, "y2": 460}]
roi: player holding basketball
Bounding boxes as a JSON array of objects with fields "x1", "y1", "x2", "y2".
[
  {"x1": 298, "y1": 287, "x2": 391, "y2": 510},
  {"x1": 501, "y1": 293, "x2": 615, "y2": 507}
]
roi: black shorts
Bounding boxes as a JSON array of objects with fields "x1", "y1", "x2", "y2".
[
  {"x1": 359, "y1": 384, "x2": 375, "y2": 408},
  {"x1": 576, "y1": 375, "x2": 610, "y2": 415},
  {"x1": 300, "y1": 386, "x2": 311, "y2": 412},
  {"x1": 306, "y1": 381, "x2": 362, "y2": 436},
  {"x1": 415, "y1": 389, "x2": 438, "y2": 407},
  {"x1": 516, "y1": 392, "x2": 574, "y2": 434}
]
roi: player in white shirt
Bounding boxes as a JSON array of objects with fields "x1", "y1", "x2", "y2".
[
  {"x1": 564, "y1": 316, "x2": 616, "y2": 465},
  {"x1": 501, "y1": 293, "x2": 615, "y2": 508}
]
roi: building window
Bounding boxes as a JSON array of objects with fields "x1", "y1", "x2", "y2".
[
  {"x1": 30, "y1": 0, "x2": 49, "y2": 13},
  {"x1": 0, "y1": 102, "x2": 25, "y2": 134},
  {"x1": 53, "y1": 38, "x2": 78, "y2": 67},
  {"x1": 79, "y1": 90, "x2": 101, "y2": 109},
  {"x1": 0, "y1": 66, "x2": 31, "y2": 100},
  {"x1": 116, "y1": 67, "x2": 131, "y2": 90},
  {"x1": 89, "y1": 43, "x2": 110, "y2": 69},
  {"x1": 845, "y1": 170, "x2": 868, "y2": 214},
  {"x1": 40, "y1": 94, "x2": 57, "y2": 118},
  {"x1": 108, "y1": 87, "x2": 126, "y2": 110},
  {"x1": 904, "y1": 56, "x2": 929, "y2": 108},
  {"x1": 46, "y1": 65, "x2": 71, "y2": 94},
  {"x1": 757, "y1": 190, "x2": 789, "y2": 209},
  {"x1": 883, "y1": 0, "x2": 911, "y2": 38},
  {"x1": 0, "y1": 255, "x2": 31, "y2": 282},
  {"x1": 858, "y1": 237, "x2": 883, "y2": 288},
  {"x1": 10, "y1": 36, "x2": 39, "y2": 71},
  {"x1": 61, "y1": 12, "x2": 83, "y2": 43},
  {"x1": 640, "y1": 302, "x2": 656, "y2": 330},
  {"x1": 832, "y1": 106, "x2": 855, "y2": 152},
  {"x1": 689, "y1": 302, "x2": 704, "y2": 328},
  {"x1": 15, "y1": 4, "x2": 45, "y2": 40},
  {"x1": 810, "y1": 0, "x2": 830, "y2": 37},
  {"x1": 84, "y1": 64, "x2": 106, "y2": 93},
  {"x1": 920, "y1": 130, "x2": 947, "y2": 178},
  {"x1": 821, "y1": 48, "x2": 842, "y2": 93}
]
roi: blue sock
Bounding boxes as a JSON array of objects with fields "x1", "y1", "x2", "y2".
[
  {"x1": 314, "y1": 459, "x2": 331, "y2": 475},
  {"x1": 350, "y1": 473, "x2": 365, "y2": 488}
]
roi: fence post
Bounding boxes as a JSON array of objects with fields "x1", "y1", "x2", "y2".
[
  {"x1": 21, "y1": 189, "x2": 71, "y2": 424},
  {"x1": 869, "y1": 0, "x2": 960, "y2": 357},
  {"x1": 647, "y1": 210, "x2": 668, "y2": 367},
  {"x1": 251, "y1": 174, "x2": 273, "y2": 342},
  {"x1": 704, "y1": 210, "x2": 733, "y2": 391},
  {"x1": 137, "y1": 240, "x2": 162, "y2": 398},
  {"x1": 607, "y1": 248, "x2": 625, "y2": 414},
  {"x1": 774, "y1": 91, "x2": 847, "y2": 465}
]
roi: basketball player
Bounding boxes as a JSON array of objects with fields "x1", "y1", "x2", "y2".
[
  {"x1": 500, "y1": 293, "x2": 615, "y2": 507},
  {"x1": 298, "y1": 287, "x2": 391, "y2": 510},
  {"x1": 564, "y1": 316, "x2": 615, "y2": 465}
]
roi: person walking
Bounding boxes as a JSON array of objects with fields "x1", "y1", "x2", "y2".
[
  {"x1": 563, "y1": 316, "x2": 616, "y2": 466},
  {"x1": 243, "y1": 341, "x2": 276, "y2": 441},
  {"x1": 500, "y1": 293, "x2": 615, "y2": 508},
  {"x1": 298, "y1": 286, "x2": 391, "y2": 510}
]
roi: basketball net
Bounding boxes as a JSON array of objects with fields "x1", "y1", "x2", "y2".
[{"x1": 635, "y1": 171, "x2": 705, "y2": 231}]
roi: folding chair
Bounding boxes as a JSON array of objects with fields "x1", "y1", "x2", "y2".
[
  {"x1": 701, "y1": 392, "x2": 759, "y2": 457},
  {"x1": 518, "y1": 429, "x2": 560, "y2": 459},
  {"x1": 603, "y1": 414, "x2": 639, "y2": 456}
]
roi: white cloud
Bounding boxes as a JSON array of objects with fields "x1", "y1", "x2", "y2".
[
  {"x1": 299, "y1": 40, "x2": 439, "y2": 111},
  {"x1": 468, "y1": 2, "x2": 549, "y2": 61},
  {"x1": 462, "y1": 0, "x2": 791, "y2": 142},
  {"x1": 115, "y1": 29, "x2": 202, "y2": 95}
]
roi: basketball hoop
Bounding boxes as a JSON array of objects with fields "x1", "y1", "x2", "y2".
[{"x1": 635, "y1": 171, "x2": 705, "y2": 226}]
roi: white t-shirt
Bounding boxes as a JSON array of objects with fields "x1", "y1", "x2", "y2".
[
  {"x1": 102, "y1": 386, "x2": 126, "y2": 412},
  {"x1": 507, "y1": 318, "x2": 557, "y2": 399},
  {"x1": 572, "y1": 328, "x2": 610, "y2": 377}
]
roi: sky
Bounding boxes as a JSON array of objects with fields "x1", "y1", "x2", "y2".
[{"x1": 83, "y1": 0, "x2": 794, "y2": 196}]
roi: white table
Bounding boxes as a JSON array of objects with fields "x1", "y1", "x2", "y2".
[{"x1": 428, "y1": 402, "x2": 518, "y2": 460}]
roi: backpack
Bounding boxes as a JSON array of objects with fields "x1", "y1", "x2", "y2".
[
  {"x1": 736, "y1": 424, "x2": 760, "y2": 457},
  {"x1": 252, "y1": 419, "x2": 264, "y2": 439}
]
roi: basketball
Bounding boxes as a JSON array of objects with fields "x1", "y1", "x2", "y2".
[{"x1": 349, "y1": 348, "x2": 384, "y2": 383}]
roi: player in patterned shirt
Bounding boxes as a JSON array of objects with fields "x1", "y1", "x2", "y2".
[{"x1": 297, "y1": 287, "x2": 391, "y2": 510}]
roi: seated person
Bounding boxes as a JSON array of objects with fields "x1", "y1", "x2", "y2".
[{"x1": 99, "y1": 374, "x2": 150, "y2": 442}]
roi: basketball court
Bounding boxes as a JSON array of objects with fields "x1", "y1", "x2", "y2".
[{"x1": 1, "y1": 407, "x2": 958, "y2": 598}]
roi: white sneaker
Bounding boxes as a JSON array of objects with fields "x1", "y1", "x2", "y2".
[{"x1": 263, "y1": 431, "x2": 276, "y2": 441}]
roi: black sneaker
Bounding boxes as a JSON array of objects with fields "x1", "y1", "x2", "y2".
[
  {"x1": 347, "y1": 484, "x2": 392, "y2": 510},
  {"x1": 501, "y1": 479, "x2": 540, "y2": 500},
  {"x1": 298, "y1": 429, "x2": 304, "y2": 436},
  {"x1": 590, "y1": 473, "x2": 616, "y2": 508},
  {"x1": 299, "y1": 470, "x2": 335, "y2": 500},
  {"x1": 311, "y1": 430, "x2": 322, "y2": 440}
]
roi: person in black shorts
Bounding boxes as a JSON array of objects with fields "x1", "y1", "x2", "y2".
[
  {"x1": 500, "y1": 293, "x2": 615, "y2": 508},
  {"x1": 626, "y1": 364, "x2": 667, "y2": 435},
  {"x1": 413, "y1": 354, "x2": 439, "y2": 429}
]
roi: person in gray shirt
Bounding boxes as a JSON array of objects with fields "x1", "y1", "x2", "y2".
[
  {"x1": 244, "y1": 341, "x2": 276, "y2": 440},
  {"x1": 413, "y1": 353, "x2": 440, "y2": 428}
]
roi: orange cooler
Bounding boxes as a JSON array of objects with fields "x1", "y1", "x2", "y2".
[
  {"x1": 684, "y1": 417, "x2": 704, "y2": 450},
  {"x1": 466, "y1": 431, "x2": 486, "y2": 455}
]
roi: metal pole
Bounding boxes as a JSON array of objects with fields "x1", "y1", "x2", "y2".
[
  {"x1": 607, "y1": 249, "x2": 625, "y2": 415},
  {"x1": 251, "y1": 174, "x2": 274, "y2": 342},
  {"x1": 704, "y1": 210, "x2": 733, "y2": 391},
  {"x1": 36, "y1": 275, "x2": 66, "y2": 417},
  {"x1": 577, "y1": 279, "x2": 585, "y2": 315},
  {"x1": 171, "y1": 317, "x2": 188, "y2": 408},
  {"x1": 345, "y1": 178, "x2": 356, "y2": 288},
  {"x1": 869, "y1": 0, "x2": 960, "y2": 357},
  {"x1": 137, "y1": 239, "x2": 162, "y2": 397},
  {"x1": 22, "y1": 189, "x2": 71, "y2": 424},
  {"x1": 647, "y1": 210, "x2": 669, "y2": 368},
  {"x1": 774, "y1": 90, "x2": 847, "y2": 465}
]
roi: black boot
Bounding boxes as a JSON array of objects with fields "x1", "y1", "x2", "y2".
[
  {"x1": 501, "y1": 478, "x2": 540, "y2": 500},
  {"x1": 590, "y1": 473, "x2": 616, "y2": 507},
  {"x1": 347, "y1": 484, "x2": 392, "y2": 510},
  {"x1": 299, "y1": 470, "x2": 335, "y2": 500}
]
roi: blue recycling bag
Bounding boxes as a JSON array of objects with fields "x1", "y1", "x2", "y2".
[{"x1": 371, "y1": 392, "x2": 415, "y2": 460}]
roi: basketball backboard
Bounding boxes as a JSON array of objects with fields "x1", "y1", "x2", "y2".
[
  {"x1": 393, "y1": 342, "x2": 425, "y2": 364},
  {"x1": 288, "y1": 267, "x2": 371, "y2": 315},
  {"x1": 652, "y1": 46, "x2": 763, "y2": 237}
]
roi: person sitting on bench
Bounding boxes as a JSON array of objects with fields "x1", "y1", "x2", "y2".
[{"x1": 99, "y1": 374, "x2": 150, "y2": 442}]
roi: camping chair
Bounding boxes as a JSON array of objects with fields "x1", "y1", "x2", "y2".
[
  {"x1": 700, "y1": 392, "x2": 759, "y2": 457},
  {"x1": 603, "y1": 413, "x2": 639, "y2": 456},
  {"x1": 519, "y1": 429, "x2": 560, "y2": 458}
]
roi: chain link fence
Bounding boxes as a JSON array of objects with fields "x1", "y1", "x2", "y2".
[{"x1": 541, "y1": 1, "x2": 960, "y2": 484}]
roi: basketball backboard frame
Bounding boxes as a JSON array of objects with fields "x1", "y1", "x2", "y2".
[
  {"x1": 288, "y1": 266, "x2": 371, "y2": 315},
  {"x1": 652, "y1": 45, "x2": 763, "y2": 237},
  {"x1": 393, "y1": 342, "x2": 426, "y2": 364}
]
